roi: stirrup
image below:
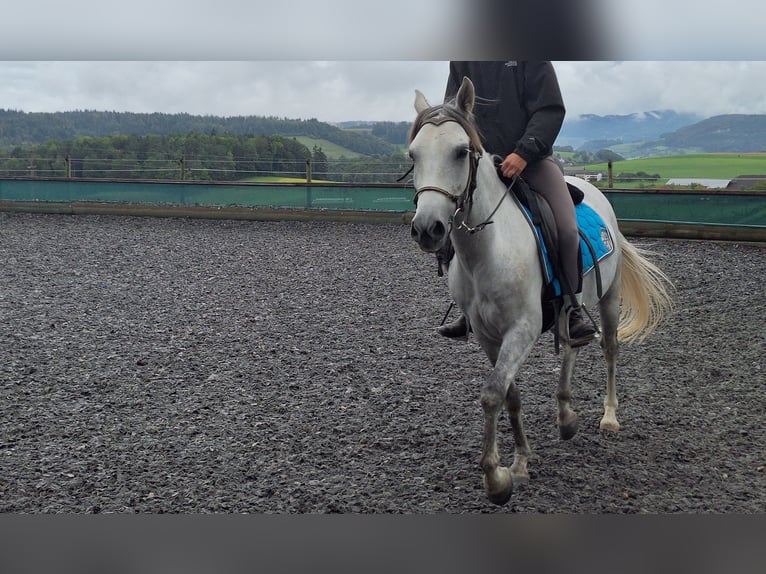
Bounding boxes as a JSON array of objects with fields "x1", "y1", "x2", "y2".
[{"x1": 563, "y1": 306, "x2": 598, "y2": 348}]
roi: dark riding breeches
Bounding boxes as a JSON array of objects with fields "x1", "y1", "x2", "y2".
[{"x1": 522, "y1": 156, "x2": 581, "y2": 296}]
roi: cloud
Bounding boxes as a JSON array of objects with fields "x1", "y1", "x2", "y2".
[
  {"x1": 1, "y1": 3, "x2": 765, "y2": 124},
  {"x1": 2, "y1": 61, "x2": 766, "y2": 123},
  {"x1": 554, "y1": 61, "x2": 766, "y2": 119},
  {"x1": 0, "y1": 61, "x2": 451, "y2": 122}
]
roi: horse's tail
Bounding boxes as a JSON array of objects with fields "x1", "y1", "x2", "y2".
[{"x1": 617, "y1": 233, "x2": 674, "y2": 344}]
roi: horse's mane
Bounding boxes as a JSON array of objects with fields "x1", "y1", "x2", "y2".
[{"x1": 408, "y1": 99, "x2": 484, "y2": 154}]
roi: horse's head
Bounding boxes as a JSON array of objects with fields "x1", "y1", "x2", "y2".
[{"x1": 409, "y1": 77, "x2": 483, "y2": 252}]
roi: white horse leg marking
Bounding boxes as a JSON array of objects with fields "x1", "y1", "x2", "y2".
[{"x1": 556, "y1": 346, "x2": 580, "y2": 440}]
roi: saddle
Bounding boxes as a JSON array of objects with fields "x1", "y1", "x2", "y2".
[{"x1": 505, "y1": 173, "x2": 583, "y2": 333}]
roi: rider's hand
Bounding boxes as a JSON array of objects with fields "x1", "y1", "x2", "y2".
[{"x1": 500, "y1": 153, "x2": 527, "y2": 178}]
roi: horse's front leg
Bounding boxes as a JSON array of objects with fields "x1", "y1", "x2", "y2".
[{"x1": 479, "y1": 328, "x2": 537, "y2": 505}]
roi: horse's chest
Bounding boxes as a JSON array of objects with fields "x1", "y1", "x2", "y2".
[
  {"x1": 461, "y1": 287, "x2": 513, "y2": 333},
  {"x1": 451, "y1": 267, "x2": 522, "y2": 306}
]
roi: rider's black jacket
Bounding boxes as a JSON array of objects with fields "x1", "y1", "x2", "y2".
[{"x1": 444, "y1": 61, "x2": 565, "y2": 164}]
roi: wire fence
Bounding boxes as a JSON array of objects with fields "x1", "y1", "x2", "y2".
[
  {"x1": 3, "y1": 155, "x2": 766, "y2": 190},
  {"x1": 0, "y1": 156, "x2": 413, "y2": 184}
]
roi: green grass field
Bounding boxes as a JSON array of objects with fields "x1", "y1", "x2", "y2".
[
  {"x1": 583, "y1": 153, "x2": 766, "y2": 179},
  {"x1": 292, "y1": 137, "x2": 364, "y2": 159}
]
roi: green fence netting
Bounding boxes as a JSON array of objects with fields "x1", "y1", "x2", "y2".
[
  {"x1": 1, "y1": 178, "x2": 765, "y2": 228},
  {"x1": 0, "y1": 179, "x2": 415, "y2": 213},
  {"x1": 604, "y1": 191, "x2": 766, "y2": 227}
]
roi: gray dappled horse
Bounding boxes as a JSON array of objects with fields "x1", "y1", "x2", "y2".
[{"x1": 409, "y1": 78, "x2": 673, "y2": 505}]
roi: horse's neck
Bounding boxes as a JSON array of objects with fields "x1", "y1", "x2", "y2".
[{"x1": 452, "y1": 156, "x2": 532, "y2": 263}]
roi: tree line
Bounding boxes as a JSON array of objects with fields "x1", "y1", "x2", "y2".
[
  {"x1": 0, "y1": 132, "x2": 412, "y2": 183},
  {"x1": 1, "y1": 133, "x2": 321, "y2": 181},
  {"x1": 553, "y1": 145, "x2": 625, "y2": 166},
  {"x1": 0, "y1": 109, "x2": 398, "y2": 156}
]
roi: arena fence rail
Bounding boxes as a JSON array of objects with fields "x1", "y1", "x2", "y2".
[{"x1": 1, "y1": 177, "x2": 764, "y2": 242}]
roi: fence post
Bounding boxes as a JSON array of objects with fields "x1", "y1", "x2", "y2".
[
  {"x1": 179, "y1": 155, "x2": 186, "y2": 180},
  {"x1": 65, "y1": 155, "x2": 72, "y2": 178},
  {"x1": 607, "y1": 160, "x2": 613, "y2": 188},
  {"x1": 306, "y1": 159, "x2": 312, "y2": 183}
]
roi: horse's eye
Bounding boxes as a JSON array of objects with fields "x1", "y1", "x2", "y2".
[{"x1": 455, "y1": 147, "x2": 469, "y2": 160}]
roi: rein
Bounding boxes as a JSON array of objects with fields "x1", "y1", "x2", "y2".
[{"x1": 453, "y1": 173, "x2": 515, "y2": 234}]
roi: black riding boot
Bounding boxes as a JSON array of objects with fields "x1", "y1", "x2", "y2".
[
  {"x1": 566, "y1": 305, "x2": 597, "y2": 348},
  {"x1": 438, "y1": 313, "x2": 469, "y2": 338}
]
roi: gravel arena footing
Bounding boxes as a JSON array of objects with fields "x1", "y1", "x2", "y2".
[{"x1": 1, "y1": 212, "x2": 763, "y2": 513}]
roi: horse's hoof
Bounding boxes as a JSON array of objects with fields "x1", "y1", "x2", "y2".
[
  {"x1": 511, "y1": 472, "x2": 530, "y2": 490},
  {"x1": 486, "y1": 483, "x2": 514, "y2": 506},
  {"x1": 559, "y1": 418, "x2": 579, "y2": 441},
  {"x1": 484, "y1": 468, "x2": 514, "y2": 505},
  {"x1": 599, "y1": 419, "x2": 620, "y2": 432}
]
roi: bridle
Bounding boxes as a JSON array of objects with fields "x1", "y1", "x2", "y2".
[
  {"x1": 410, "y1": 116, "x2": 482, "y2": 210},
  {"x1": 408, "y1": 113, "x2": 511, "y2": 235}
]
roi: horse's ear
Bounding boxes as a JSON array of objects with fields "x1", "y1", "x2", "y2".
[
  {"x1": 414, "y1": 89, "x2": 430, "y2": 114},
  {"x1": 455, "y1": 77, "x2": 475, "y2": 114}
]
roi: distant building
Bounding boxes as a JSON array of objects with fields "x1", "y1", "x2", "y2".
[{"x1": 564, "y1": 169, "x2": 603, "y2": 182}]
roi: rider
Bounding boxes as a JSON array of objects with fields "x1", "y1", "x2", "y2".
[{"x1": 439, "y1": 60, "x2": 597, "y2": 347}]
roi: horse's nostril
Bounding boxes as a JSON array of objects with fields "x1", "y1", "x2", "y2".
[
  {"x1": 410, "y1": 225, "x2": 419, "y2": 241},
  {"x1": 431, "y1": 221, "x2": 446, "y2": 240}
]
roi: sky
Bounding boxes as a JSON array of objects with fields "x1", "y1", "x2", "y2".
[
  {"x1": 3, "y1": 61, "x2": 766, "y2": 124},
  {"x1": 2, "y1": 1, "x2": 766, "y2": 124}
]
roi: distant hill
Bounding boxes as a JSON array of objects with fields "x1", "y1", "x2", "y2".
[
  {"x1": 0, "y1": 109, "x2": 397, "y2": 156},
  {"x1": 4, "y1": 108, "x2": 766, "y2": 161},
  {"x1": 557, "y1": 110, "x2": 703, "y2": 149},
  {"x1": 658, "y1": 114, "x2": 766, "y2": 152},
  {"x1": 560, "y1": 112, "x2": 766, "y2": 158}
]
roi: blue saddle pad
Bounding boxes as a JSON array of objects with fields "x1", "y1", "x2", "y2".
[{"x1": 521, "y1": 202, "x2": 615, "y2": 297}]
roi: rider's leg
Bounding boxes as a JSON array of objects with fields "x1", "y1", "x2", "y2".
[
  {"x1": 438, "y1": 313, "x2": 469, "y2": 338},
  {"x1": 523, "y1": 157, "x2": 596, "y2": 347}
]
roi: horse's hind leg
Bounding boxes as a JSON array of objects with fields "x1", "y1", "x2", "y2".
[
  {"x1": 505, "y1": 380, "x2": 531, "y2": 484},
  {"x1": 557, "y1": 346, "x2": 580, "y2": 440},
  {"x1": 598, "y1": 285, "x2": 621, "y2": 432}
]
